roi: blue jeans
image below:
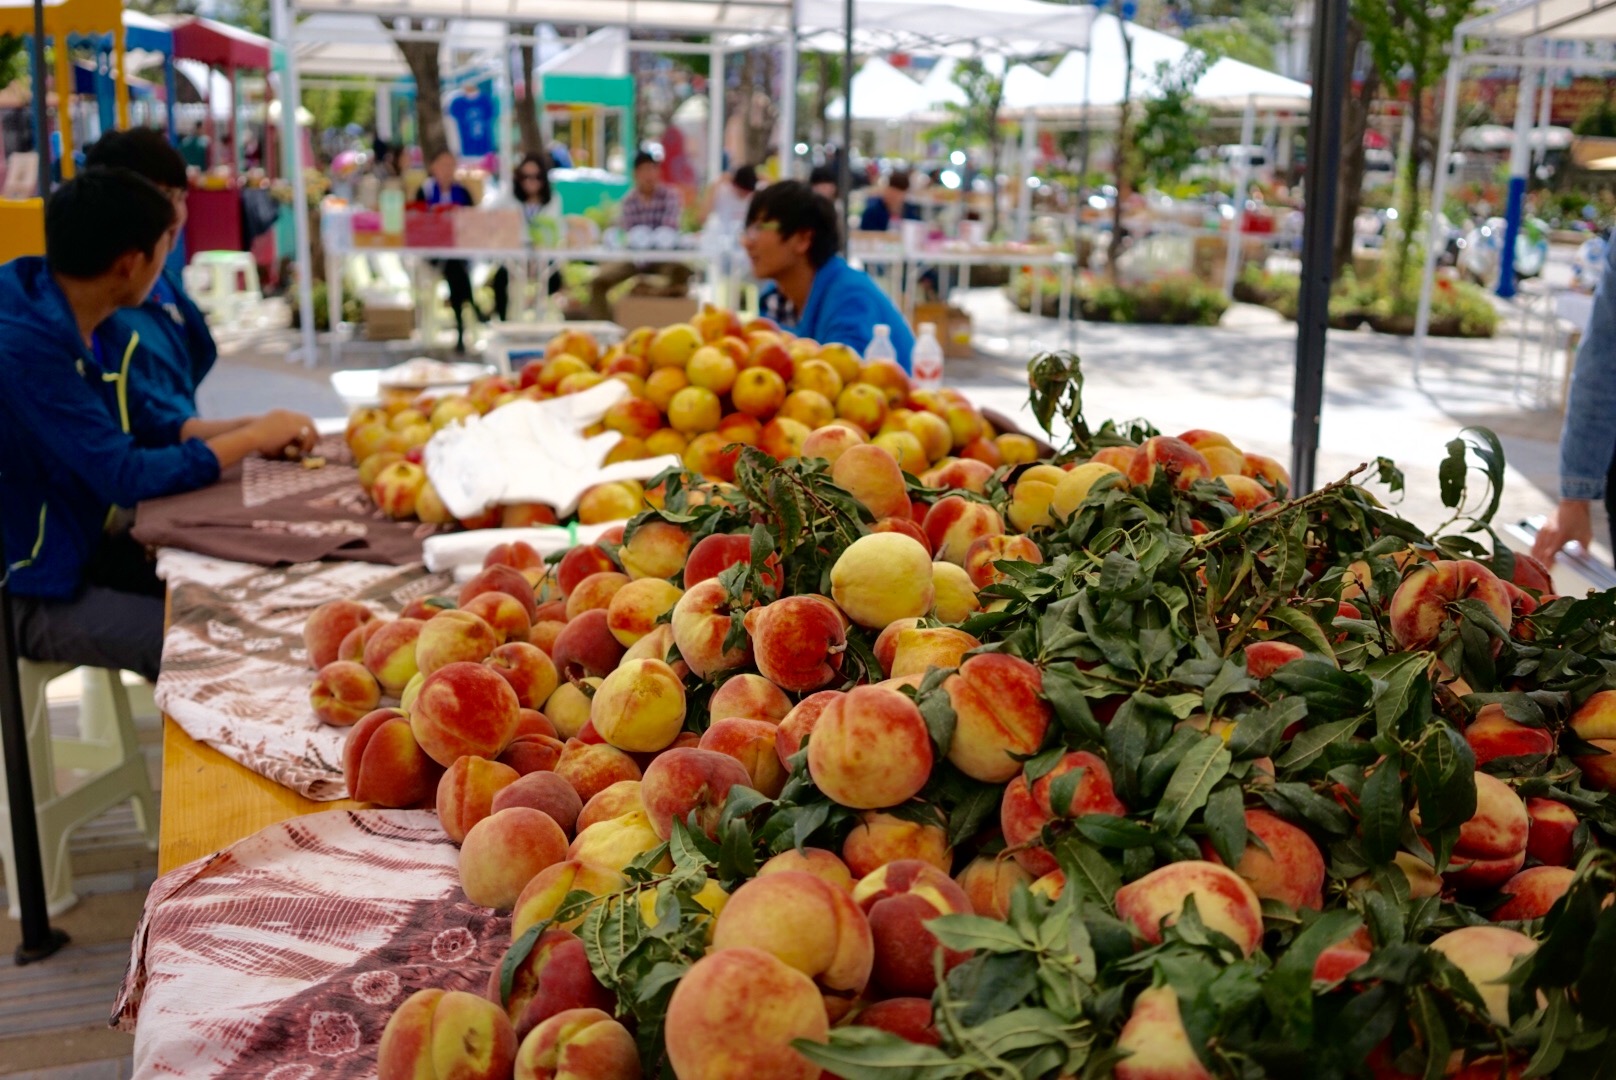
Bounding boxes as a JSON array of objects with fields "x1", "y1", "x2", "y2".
[{"x1": 1559, "y1": 237, "x2": 1616, "y2": 514}]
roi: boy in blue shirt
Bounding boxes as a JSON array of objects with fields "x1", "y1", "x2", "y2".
[
  {"x1": 744, "y1": 181, "x2": 915, "y2": 372},
  {"x1": 1, "y1": 170, "x2": 314, "y2": 680}
]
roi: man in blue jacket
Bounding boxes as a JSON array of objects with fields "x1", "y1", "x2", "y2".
[
  {"x1": 1, "y1": 170, "x2": 314, "y2": 680},
  {"x1": 744, "y1": 181, "x2": 915, "y2": 372}
]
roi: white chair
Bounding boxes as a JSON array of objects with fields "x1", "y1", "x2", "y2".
[
  {"x1": 0, "y1": 662, "x2": 158, "y2": 918},
  {"x1": 187, "y1": 250, "x2": 263, "y2": 328}
]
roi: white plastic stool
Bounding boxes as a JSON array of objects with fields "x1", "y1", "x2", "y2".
[
  {"x1": 0, "y1": 662, "x2": 158, "y2": 918},
  {"x1": 187, "y1": 250, "x2": 263, "y2": 328}
]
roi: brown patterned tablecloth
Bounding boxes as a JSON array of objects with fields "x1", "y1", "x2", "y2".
[
  {"x1": 133, "y1": 436, "x2": 440, "y2": 567},
  {"x1": 155, "y1": 550, "x2": 450, "y2": 800},
  {"x1": 115, "y1": 810, "x2": 505, "y2": 1078}
]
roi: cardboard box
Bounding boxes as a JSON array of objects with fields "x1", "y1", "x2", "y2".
[
  {"x1": 912, "y1": 302, "x2": 973, "y2": 359},
  {"x1": 613, "y1": 295, "x2": 700, "y2": 332},
  {"x1": 364, "y1": 297, "x2": 415, "y2": 341}
]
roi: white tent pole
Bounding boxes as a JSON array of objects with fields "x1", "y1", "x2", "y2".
[
  {"x1": 709, "y1": 44, "x2": 725, "y2": 186},
  {"x1": 276, "y1": 0, "x2": 318, "y2": 367},
  {"x1": 1222, "y1": 92, "x2": 1256, "y2": 298},
  {"x1": 498, "y1": 30, "x2": 515, "y2": 196},
  {"x1": 377, "y1": 85, "x2": 393, "y2": 141},
  {"x1": 1016, "y1": 109, "x2": 1036, "y2": 240},
  {"x1": 1497, "y1": 46, "x2": 1536, "y2": 298},
  {"x1": 1534, "y1": 60, "x2": 1551, "y2": 172},
  {"x1": 1413, "y1": 45, "x2": 1465, "y2": 378},
  {"x1": 778, "y1": 23, "x2": 798, "y2": 177}
]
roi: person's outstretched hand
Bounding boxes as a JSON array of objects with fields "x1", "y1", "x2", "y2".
[
  {"x1": 1532, "y1": 498, "x2": 1594, "y2": 567},
  {"x1": 251, "y1": 410, "x2": 318, "y2": 458}
]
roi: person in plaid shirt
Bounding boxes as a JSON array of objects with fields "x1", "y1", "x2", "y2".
[{"x1": 586, "y1": 152, "x2": 694, "y2": 318}]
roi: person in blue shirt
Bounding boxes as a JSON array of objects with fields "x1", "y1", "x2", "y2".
[
  {"x1": 1, "y1": 170, "x2": 314, "y2": 681},
  {"x1": 417, "y1": 149, "x2": 485, "y2": 353},
  {"x1": 858, "y1": 169, "x2": 922, "y2": 233},
  {"x1": 744, "y1": 181, "x2": 915, "y2": 372},
  {"x1": 1534, "y1": 233, "x2": 1616, "y2": 569}
]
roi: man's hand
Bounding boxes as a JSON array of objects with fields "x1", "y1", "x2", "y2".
[
  {"x1": 249, "y1": 410, "x2": 318, "y2": 458},
  {"x1": 1533, "y1": 499, "x2": 1594, "y2": 567}
]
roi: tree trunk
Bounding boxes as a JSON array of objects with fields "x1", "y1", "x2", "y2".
[
  {"x1": 813, "y1": 53, "x2": 835, "y2": 143},
  {"x1": 1108, "y1": 29, "x2": 1135, "y2": 282},
  {"x1": 728, "y1": 50, "x2": 780, "y2": 168},
  {"x1": 1332, "y1": 19, "x2": 1373, "y2": 279},
  {"x1": 1392, "y1": 79, "x2": 1424, "y2": 303},
  {"x1": 396, "y1": 24, "x2": 447, "y2": 161},
  {"x1": 515, "y1": 32, "x2": 544, "y2": 159}
]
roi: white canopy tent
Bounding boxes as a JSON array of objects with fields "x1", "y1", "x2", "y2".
[
  {"x1": 825, "y1": 56, "x2": 936, "y2": 122},
  {"x1": 1415, "y1": 0, "x2": 1616, "y2": 366}
]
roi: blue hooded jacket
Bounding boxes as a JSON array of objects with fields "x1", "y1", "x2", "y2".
[
  {"x1": 0, "y1": 257, "x2": 220, "y2": 600},
  {"x1": 764, "y1": 256, "x2": 916, "y2": 372},
  {"x1": 98, "y1": 267, "x2": 218, "y2": 444}
]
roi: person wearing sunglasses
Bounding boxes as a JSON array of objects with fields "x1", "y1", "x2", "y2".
[
  {"x1": 743, "y1": 181, "x2": 914, "y2": 372},
  {"x1": 490, "y1": 152, "x2": 563, "y2": 321}
]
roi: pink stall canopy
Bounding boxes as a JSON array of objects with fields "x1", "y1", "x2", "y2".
[{"x1": 170, "y1": 16, "x2": 274, "y2": 177}]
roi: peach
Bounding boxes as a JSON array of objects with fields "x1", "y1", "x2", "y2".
[
  {"x1": 1313, "y1": 942, "x2": 1372, "y2": 986},
  {"x1": 1575, "y1": 738, "x2": 1616, "y2": 792},
  {"x1": 1244, "y1": 641, "x2": 1304, "y2": 680},
  {"x1": 620, "y1": 520, "x2": 691, "y2": 581},
  {"x1": 941, "y1": 403, "x2": 982, "y2": 451},
  {"x1": 745, "y1": 595, "x2": 848, "y2": 692},
  {"x1": 758, "y1": 416, "x2": 810, "y2": 459},
  {"x1": 869, "y1": 518, "x2": 932, "y2": 560},
  {"x1": 792, "y1": 357, "x2": 844, "y2": 400},
  {"x1": 460, "y1": 807, "x2": 568, "y2": 909},
  {"x1": 437, "y1": 755, "x2": 522, "y2": 844},
  {"x1": 859, "y1": 360, "x2": 911, "y2": 405},
  {"x1": 872, "y1": 618, "x2": 923, "y2": 678},
  {"x1": 338, "y1": 617, "x2": 389, "y2": 664},
  {"x1": 601, "y1": 578, "x2": 682, "y2": 648},
  {"x1": 801, "y1": 423, "x2": 868, "y2": 464},
  {"x1": 955, "y1": 856, "x2": 1035, "y2": 920},
  {"x1": 1349, "y1": 851, "x2": 1444, "y2": 899},
  {"x1": 780, "y1": 390, "x2": 836, "y2": 432},
  {"x1": 549, "y1": 610, "x2": 626, "y2": 680},
  {"x1": 1114, "y1": 986, "x2": 1211, "y2": 1080},
  {"x1": 373, "y1": 460, "x2": 427, "y2": 518},
  {"x1": 563, "y1": 571, "x2": 630, "y2": 622},
  {"x1": 640, "y1": 746, "x2": 752, "y2": 840},
  {"x1": 1049, "y1": 461, "x2": 1123, "y2": 520},
  {"x1": 832, "y1": 382, "x2": 888, "y2": 435},
  {"x1": 958, "y1": 437, "x2": 1002, "y2": 467},
  {"x1": 1571, "y1": 691, "x2": 1616, "y2": 741},
  {"x1": 566, "y1": 809, "x2": 667, "y2": 872},
  {"x1": 500, "y1": 733, "x2": 566, "y2": 777},
  {"x1": 943, "y1": 653, "x2": 1051, "y2": 783},
  {"x1": 758, "y1": 847, "x2": 855, "y2": 893},
  {"x1": 671, "y1": 579, "x2": 753, "y2": 679},
  {"x1": 712, "y1": 871, "x2": 873, "y2": 999},
  {"x1": 921, "y1": 458, "x2": 994, "y2": 495},
  {"x1": 484, "y1": 642, "x2": 560, "y2": 712},
  {"x1": 1242, "y1": 452, "x2": 1291, "y2": 489},
  {"x1": 576, "y1": 781, "x2": 645, "y2": 834},
  {"x1": 493, "y1": 773, "x2": 584, "y2": 836},
  {"x1": 901, "y1": 413, "x2": 948, "y2": 465},
  {"x1": 576, "y1": 483, "x2": 641, "y2": 524},
  {"x1": 544, "y1": 680, "x2": 599, "y2": 740},
  {"x1": 1091, "y1": 445, "x2": 1138, "y2": 472},
  {"x1": 1007, "y1": 475, "x2": 1060, "y2": 532},
  {"x1": 664, "y1": 948, "x2": 829, "y2": 1080},
  {"x1": 648, "y1": 322, "x2": 702, "y2": 368},
  {"x1": 1389, "y1": 559, "x2": 1513, "y2": 649},
  {"x1": 1444, "y1": 771, "x2": 1528, "y2": 891},
  {"x1": 930, "y1": 562, "x2": 982, "y2": 624},
  {"x1": 683, "y1": 532, "x2": 752, "y2": 587},
  {"x1": 363, "y1": 617, "x2": 425, "y2": 696},
  {"x1": 377, "y1": 988, "x2": 517, "y2": 1080},
  {"x1": 873, "y1": 430, "x2": 927, "y2": 475},
  {"x1": 830, "y1": 443, "x2": 911, "y2": 521},
  {"x1": 554, "y1": 739, "x2": 642, "y2": 804},
  {"x1": 963, "y1": 534, "x2": 1042, "y2": 590},
  {"x1": 417, "y1": 609, "x2": 501, "y2": 676},
  {"x1": 1200, "y1": 809, "x2": 1326, "y2": 911},
  {"x1": 777, "y1": 690, "x2": 843, "y2": 769},
  {"x1": 1490, "y1": 865, "x2": 1575, "y2": 922},
  {"x1": 461, "y1": 591, "x2": 533, "y2": 646},
  {"x1": 808, "y1": 686, "x2": 934, "y2": 810},
  {"x1": 304, "y1": 600, "x2": 376, "y2": 670},
  {"x1": 853, "y1": 998, "x2": 940, "y2": 1047},
  {"x1": 1467, "y1": 703, "x2": 1556, "y2": 766},
  {"x1": 733, "y1": 366, "x2": 788, "y2": 419},
  {"x1": 494, "y1": 928, "x2": 615, "y2": 1041},
  {"x1": 620, "y1": 624, "x2": 676, "y2": 668},
  {"x1": 459, "y1": 564, "x2": 539, "y2": 621},
  {"x1": 709, "y1": 674, "x2": 792, "y2": 724},
  {"x1": 643, "y1": 366, "x2": 689, "y2": 412},
  {"x1": 512, "y1": 1007, "x2": 638, "y2": 1080},
  {"x1": 410, "y1": 661, "x2": 522, "y2": 767},
  {"x1": 746, "y1": 340, "x2": 794, "y2": 383},
  {"x1": 603, "y1": 394, "x2": 663, "y2": 440},
  {"x1": 1202, "y1": 445, "x2": 1245, "y2": 477},
  {"x1": 830, "y1": 533, "x2": 935, "y2": 630},
  {"x1": 1114, "y1": 860, "x2": 1265, "y2": 956},
  {"x1": 1001, "y1": 751, "x2": 1127, "y2": 877},
  {"x1": 344, "y1": 707, "x2": 444, "y2": 808},
  {"x1": 853, "y1": 860, "x2": 974, "y2": 996},
  {"x1": 889, "y1": 626, "x2": 980, "y2": 680},
  {"x1": 1220, "y1": 474, "x2": 1275, "y2": 511},
  {"x1": 842, "y1": 811, "x2": 951, "y2": 879},
  {"x1": 1127, "y1": 435, "x2": 1214, "y2": 490},
  {"x1": 511, "y1": 860, "x2": 628, "y2": 938},
  {"x1": 590, "y1": 658, "x2": 687, "y2": 753},
  {"x1": 923, "y1": 496, "x2": 1006, "y2": 566},
  {"x1": 996, "y1": 433, "x2": 1040, "y2": 466},
  {"x1": 1526, "y1": 798, "x2": 1578, "y2": 866},
  {"x1": 1428, "y1": 926, "x2": 1538, "y2": 1025},
  {"x1": 700, "y1": 718, "x2": 787, "y2": 797},
  {"x1": 310, "y1": 660, "x2": 382, "y2": 726},
  {"x1": 556, "y1": 545, "x2": 618, "y2": 598}
]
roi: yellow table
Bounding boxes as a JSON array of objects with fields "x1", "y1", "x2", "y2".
[{"x1": 158, "y1": 718, "x2": 361, "y2": 874}]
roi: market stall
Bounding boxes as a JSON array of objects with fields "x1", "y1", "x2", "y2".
[{"x1": 83, "y1": 10, "x2": 176, "y2": 143}]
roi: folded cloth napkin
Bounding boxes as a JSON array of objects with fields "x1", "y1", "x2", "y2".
[
  {"x1": 421, "y1": 523, "x2": 621, "y2": 577},
  {"x1": 424, "y1": 381, "x2": 681, "y2": 520}
]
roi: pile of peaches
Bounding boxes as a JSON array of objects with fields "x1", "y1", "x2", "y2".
[
  {"x1": 298, "y1": 420, "x2": 1614, "y2": 1080},
  {"x1": 340, "y1": 306, "x2": 1033, "y2": 528}
]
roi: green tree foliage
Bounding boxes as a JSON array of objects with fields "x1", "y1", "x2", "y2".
[
  {"x1": 1132, "y1": 55, "x2": 1210, "y2": 190},
  {"x1": 0, "y1": 34, "x2": 27, "y2": 91},
  {"x1": 932, "y1": 57, "x2": 1008, "y2": 236}
]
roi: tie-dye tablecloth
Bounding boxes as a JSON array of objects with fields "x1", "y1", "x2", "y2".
[{"x1": 114, "y1": 810, "x2": 504, "y2": 1079}]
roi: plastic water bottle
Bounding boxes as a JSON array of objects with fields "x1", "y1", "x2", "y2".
[
  {"x1": 864, "y1": 323, "x2": 897, "y2": 365},
  {"x1": 912, "y1": 322, "x2": 944, "y2": 390}
]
